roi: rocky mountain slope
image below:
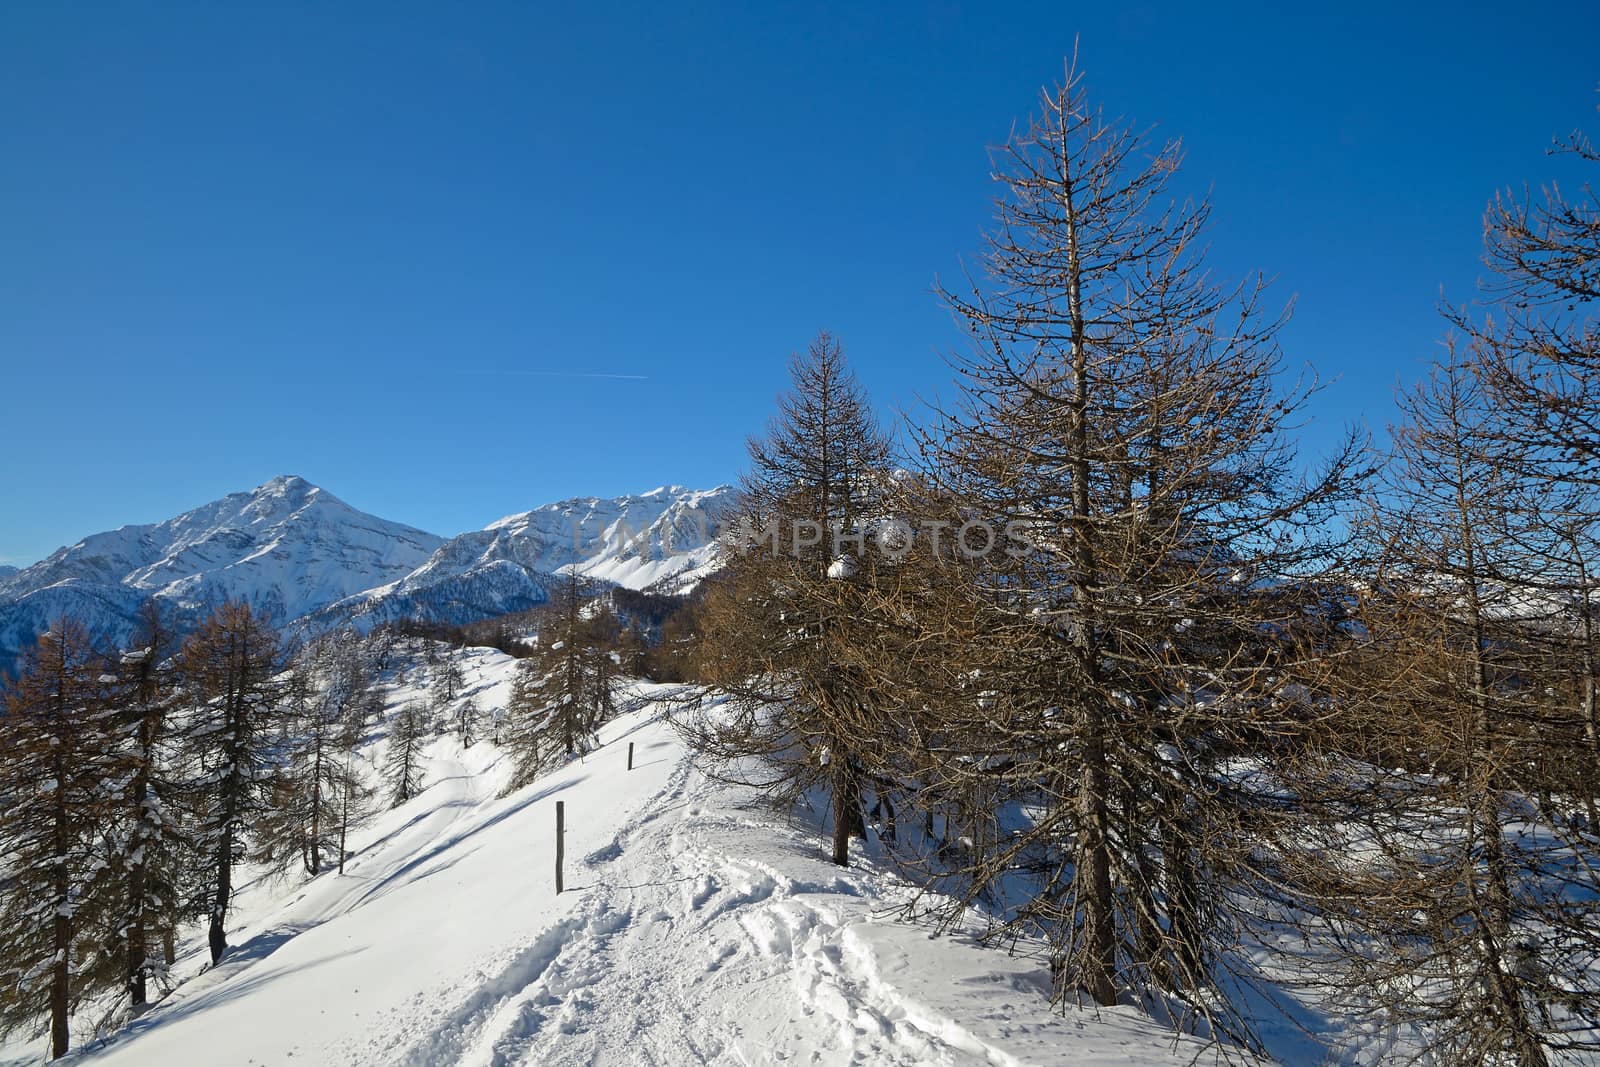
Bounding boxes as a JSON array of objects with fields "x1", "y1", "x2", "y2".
[
  {"x1": 306, "y1": 486, "x2": 730, "y2": 633},
  {"x1": 0, "y1": 478, "x2": 732, "y2": 665},
  {"x1": 0, "y1": 476, "x2": 443, "y2": 663}
]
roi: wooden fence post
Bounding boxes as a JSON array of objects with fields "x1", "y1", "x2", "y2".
[
  {"x1": 627, "y1": 741, "x2": 634, "y2": 771},
  {"x1": 555, "y1": 800, "x2": 565, "y2": 894}
]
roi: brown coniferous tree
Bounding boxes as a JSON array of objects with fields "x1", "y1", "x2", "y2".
[
  {"x1": 0, "y1": 621, "x2": 117, "y2": 1059},
  {"x1": 383, "y1": 701, "x2": 429, "y2": 806},
  {"x1": 501, "y1": 573, "x2": 615, "y2": 791},
  {"x1": 684, "y1": 331, "x2": 894, "y2": 867},
  {"x1": 896, "y1": 59, "x2": 1361, "y2": 1037},
  {"x1": 107, "y1": 601, "x2": 190, "y2": 1012},
  {"x1": 178, "y1": 601, "x2": 283, "y2": 965}
]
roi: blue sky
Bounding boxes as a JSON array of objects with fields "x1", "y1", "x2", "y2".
[{"x1": 2, "y1": 1, "x2": 1596, "y2": 565}]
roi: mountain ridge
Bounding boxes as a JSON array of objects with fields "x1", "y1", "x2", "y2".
[
  {"x1": 304, "y1": 483, "x2": 733, "y2": 634},
  {"x1": 0, "y1": 476, "x2": 733, "y2": 665}
]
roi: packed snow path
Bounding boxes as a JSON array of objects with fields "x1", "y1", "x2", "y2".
[{"x1": 58, "y1": 687, "x2": 1211, "y2": 1066}]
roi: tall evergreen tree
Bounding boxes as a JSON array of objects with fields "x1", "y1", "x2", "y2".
[
  {"x1": 1285, "y1": 347, "x2": 1594, "y2": 1065},
  {"x1": 454, "y1": 694, "x2": 481, "y2": 749},
  {"x1": 0, "y1": 621, "x2": 118, "y2": 1059},
  {"x1": 502, "y1": 658, "x2": 548, "y2": 791},
  {"x1": 266, "y1": 636, "x2": 384, "y2": 877},
  {"x1": 178, "y1": 601, "x2": 283, "y2": 965},
  {"x1": 383, "y1": 701, "x2": 429, "y2": 806},
  {"x1": 106, "y1": 601, "x2": 190, "y2": 1013},
  {"x1": 1456, "y1": 110, "x2": 1600, "y2": 818},
  {"x1": 685, "y1": 330, "x2": 894, "y2": 867},
  {"x1": 264, "y1": 656, "x2": 343, "y2": 877},
  {"x1": 431, "y1": 655, "x2": 464, "y2": 707},
  {"x1": 898, "y1": 60, "x2": 1360, "y2": 1033},
  {"x1": 329, "y1": 734, "x2": 371, "y2": 877},
  {"x1": 1282, "y1": 103, "x2": 1600, "y2": 1066},
  {"x1": 502, "y1": 575, "x2": 617, "y2": 790}
]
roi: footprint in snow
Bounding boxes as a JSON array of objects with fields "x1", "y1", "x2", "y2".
[{"x1": 583, "y1": 840, "x2": 623, "y2": 864}]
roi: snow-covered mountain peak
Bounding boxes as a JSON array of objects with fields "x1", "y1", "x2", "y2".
[
  {"x1": 638, "y1": 483, "x2": 707, "y2": 500},
  {"x1": 0, "y1": 477, "x2": 446, "y2": 663},
  {"x1": 1, "y1": 481, "x2": 735, "y2": 662},
  {"x1": 487, "y1": 486, "x2": 732, "y2": 582},
  {"x1": 490, "y1": 485, "x2": 729, "y2": 537},
  {"x1": 122, "y1": 477, "x2": 443, "y2": 614},
  {"x1": 309, "y1": 485, "x2": 735, "y2": 634}
]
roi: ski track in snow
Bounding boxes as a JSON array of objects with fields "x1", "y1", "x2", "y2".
[
  {"x1": 374, "y1": 751, "x2": 1035, "y2": 1067},
  {"x1": 15, "y1": 664, "x2": 1213, "y2": 1067}
]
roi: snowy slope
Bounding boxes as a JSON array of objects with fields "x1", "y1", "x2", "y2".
[
  {"x1": 308, "y1": 486, "x2": 733, "y2": 633},
  {"x1": 16, "y1": 649, "x2": 1221, "y2": 1067},
  {"x1": 0, "y1": 476, "x2": 444, "y2": 664}
]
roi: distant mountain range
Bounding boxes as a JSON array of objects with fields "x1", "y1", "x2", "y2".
[{"x1": 0, "y1": 476, "x2": 733, "y2": 666}]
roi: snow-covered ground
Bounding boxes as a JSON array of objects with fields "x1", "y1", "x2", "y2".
[{"x1": 2, "y1": 649, "x2": 1223, "y2": 1066}]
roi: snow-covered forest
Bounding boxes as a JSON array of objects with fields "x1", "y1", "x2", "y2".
[{"x1": 3, "y1": 60, "x2": 1600, "y2": 1066}]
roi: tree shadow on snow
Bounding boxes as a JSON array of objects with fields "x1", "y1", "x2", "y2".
[
  {"x1": 76, "y1": 932, "x2": 366, "y2": 1058},
  {"x1": 342, "y1": 775, "x2": 587, "y2": 913}
]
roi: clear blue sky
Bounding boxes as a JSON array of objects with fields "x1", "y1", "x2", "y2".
[{"x1": 2, "y1": 1, "x2": 1596, "y2": 565}]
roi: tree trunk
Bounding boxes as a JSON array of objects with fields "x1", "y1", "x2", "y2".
[
  {"x1": 1060, "y1": 119, "x2": 1117, "y2": 1010},
  {"x1": 210, "y1": 827, "x2": 233, "y2": 965},
  {"x1": 1465, "y1": 599, "x2": 1548, "y2": 1067},
  {"x1": 1576, "y1": 552, "x2": 1600, "y2": 829},
  {"x1": 309, "y1": 731, "x2": 324, "y2": 876},
  {"x1": 127, "y1": 869, "x2": 148, "y2": 1009},
  {"x1": 1075, "y1": 705, "x2": 1119, "y2": 1007},
  {"x1": 50, "y1": 911, "x2": 69, "y2": 1059},
  {"x1": 50, "y1": 734, "x2": 71, "y2": 1058},
  {"x1": 208, "y1": 917, "x2": 228, "y2": 966},
  {"x1": 1166, "y1": 818, "x2": 1204, "y2": 989},
  {"x1": 338, "y1": 766, "x2": 350, "y2": 875},
  {"x1": 831, "y1": 761, "x2": 858, "y2": 867},
  {"x1": 127, "y1": 727, "x2": 152, "y2": 1010}
]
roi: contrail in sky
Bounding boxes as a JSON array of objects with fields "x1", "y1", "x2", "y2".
[{"x1": 465, "y1": 370, "x2": 650, "y2": 381}]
